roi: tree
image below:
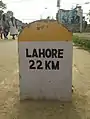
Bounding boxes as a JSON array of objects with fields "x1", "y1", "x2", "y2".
[
  {"x1": 0, "y1": 1, "x2": 6, "y2": 9},
  {"x1": 47, "y1": 16, "x2": 50, "y2": 20},
  {"x1": 0, "y1": 1, "x2": 6, "y2": 19}
]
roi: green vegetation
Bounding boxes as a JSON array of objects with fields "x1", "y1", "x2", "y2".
[
  {"x1": 73, "y1": 35, "x2": 90, "y2": 50},
  {"x1": 0, "y1": 1, "x2": 6, "y2": 9},
  {"x1": 0, "y1": 1, "x2": 6, "y2": 20}
]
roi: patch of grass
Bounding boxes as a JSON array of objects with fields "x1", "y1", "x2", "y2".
[{"x1": 73, "y1": 35, "x2": 90, "y2": 51}]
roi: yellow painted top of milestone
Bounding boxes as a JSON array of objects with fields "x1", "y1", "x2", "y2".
[{"x1": 18, "y1": 20, "x2": 72, "y2": 42}]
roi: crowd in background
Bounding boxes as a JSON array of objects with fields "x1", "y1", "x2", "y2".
[{"x1": 0, "y1": 14, "x2": 18, "y2": 40}]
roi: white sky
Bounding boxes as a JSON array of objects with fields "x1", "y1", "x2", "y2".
[{"x1": 3, "y1": 0, "x2": 90, "y2": 23}]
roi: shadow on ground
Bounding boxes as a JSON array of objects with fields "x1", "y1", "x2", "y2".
[{"x1": 13, "y1": 89, "x2": 86, "y2": 119}]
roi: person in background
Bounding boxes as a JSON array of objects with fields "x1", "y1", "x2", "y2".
[
  {"x1": 9, "y1": 17, "x2": 18, "y2": 40},
  {"x1": 0, "y1": 25, "x2": 3, "y2": 39},
  {"x1": 84, "y1": 21, "x2": 87, "y2": 30},
  {"x1": 2, "y1": 14, "x2": 10, "y2": 39}
]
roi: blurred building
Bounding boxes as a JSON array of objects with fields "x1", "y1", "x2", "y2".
[
  {"x1": 56, "y1": 6, "x2": 85, "y2": 32},
  {"x1": 57, "y1": 6, "x2": 83, "y2": 24}
]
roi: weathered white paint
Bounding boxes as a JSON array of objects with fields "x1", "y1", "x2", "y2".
[{"x1": 19, "y1": 41, "x2": 72, "y2": 101}]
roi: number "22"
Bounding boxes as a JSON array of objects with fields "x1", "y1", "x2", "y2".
[{"x1": 29, "y1": 60, "x2": 43, "y2": 69}]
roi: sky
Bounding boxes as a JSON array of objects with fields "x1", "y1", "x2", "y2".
[{"x1": 3, "y1": 0, "x2": 90, "y2": 23}]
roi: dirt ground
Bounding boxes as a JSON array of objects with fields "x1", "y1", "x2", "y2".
[{"x1": 0, "y1": 40, "x2": 90, "y2": 119}]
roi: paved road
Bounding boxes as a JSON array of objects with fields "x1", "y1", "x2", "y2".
[
  {"x1": 0, "y1": 40, "x2": 90, "y2": 119},
  {"x1": 74, "y1": 33, "x2": 90, "y2": 40}
]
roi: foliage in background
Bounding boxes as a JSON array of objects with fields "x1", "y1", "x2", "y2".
[
  {"x1": 73, "y1": 35, "x2": 90, "y2": 50},
  {"x1": 0, "y1": 1, "x2": 6, "y2": 9},
  {"x1": 0, "y1": 1, "x2": 6, "y2": 20}
]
